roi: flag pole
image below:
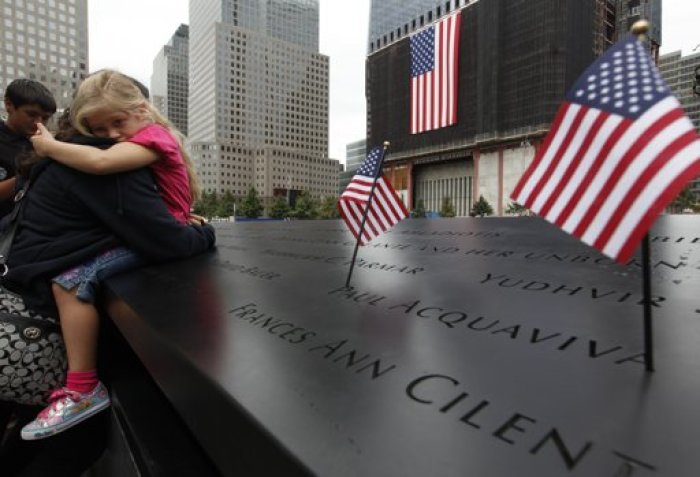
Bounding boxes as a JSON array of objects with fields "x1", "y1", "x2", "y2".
[
  {"x1": 632, "y1": 19, "x2": 655, "y2": 372},
  {"x1": 345, "y1": 141, "x2": 390, "y2": 287},
  {"x1": 641, "y1": 234, "x2": 654, "y2": 371}
]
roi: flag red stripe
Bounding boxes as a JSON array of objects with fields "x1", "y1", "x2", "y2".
[
  {"x1": 553, "y1": 118, "x2": 633, "y2": 228},
  {"x1": 373, "y1": 187, "x2": 394, "y2": 225},
  {"x1": 572, "y1": 107, "x2": 686, "y2": 238},
  {"x1": 347, "y1": 201, "x2": 365, "y2": 241},
  {"x1": 338, "y1": 200, "x2": 360, "y2": 241},
  {"x1": 538, "y1": 111, "x2": 611, "y2": 218},
  {"x1": 424, "y1": 74, "x2": 430, "y2": 132},
  {"x1": 450, "y1": 13, "x2": 461, "y2": 124},
  {"x1": 410, "y1": 78, "x2": 416, "y2": 134},
  {"x1": 616, "y1": 157, "x2": 700, "y2": 262},
  {"x1": 364, "y1": 210, "x2": 381, "y2": 242},
  {"x1": 369, "y1": 191, "x2": 392, "y2": 230},
  {"x1": 373, "y1": 184, "x2": 402, "y2": 230},
  {"x1": 437, "y1": 19, "x2": 444, "y2": 127},
  {"x1": 377, "y1": 179, "x2": 405, "y2": 219},
  {"x1": 510, "y1": 103, "x2": 571, "y2": 200},
  {"x1": 594, "y1": 129, "x2": 699, "y2": 251},
  {"x1": 524, "y1": 106, "x2": 589, "y2": 209}
]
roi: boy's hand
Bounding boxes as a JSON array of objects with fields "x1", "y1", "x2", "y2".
[{"x1": 30, "y1": 123, "x2": 57, "y2": 157}]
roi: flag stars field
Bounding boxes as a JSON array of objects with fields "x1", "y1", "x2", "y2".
[{"x1": 573, "y1": 42, "x2": 665, "y2": 119}]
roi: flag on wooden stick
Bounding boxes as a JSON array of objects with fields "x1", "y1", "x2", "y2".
[
  {"x1": 338, "y1": 146, "x2": 409, "y2": 245},
  {"x1": 511, "y1": 34, "x2": 700, "y2": 263}
]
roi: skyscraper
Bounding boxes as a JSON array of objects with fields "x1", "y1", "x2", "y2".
[
  {"x1": 367, "y1": 0, "x2": 606, "y2": 216},
  {"x1": 659, "y1": 50, "x2": 700, "y2": 200},
  {"x1": 151, "y1": 24, "x2": 189, "y2": 136},
  {"x1": 188, "y1": 0, "x2": 337, "y2": 205},
  {"x1": 614, "y1": 0, "x2": 662, "y2": 59},
  {"x1": 339, "y1": 138, "x2": 367, "y2": 194},
  {"x1": 368, "y1": 0, "x2": 440, "y2": 53},
  {"x1": 0, "y1": 0, "x2": 88, "y2": 116},
  {"x1": 368, "y1": 0, "x2": 477, "y2": 53}
]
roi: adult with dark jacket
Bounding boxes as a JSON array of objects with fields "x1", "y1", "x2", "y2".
[
  {"x1": 3, "y1": 139, "x2": 215, "y2": 318},
  {"x1": 0, "y1": 134, "x2": 215, "y2": 475}
]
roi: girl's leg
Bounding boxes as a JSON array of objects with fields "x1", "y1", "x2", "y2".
[
  {"x1": 52, "y1": 283, "x2": 99, "y2": 374},
  {"x1": 19, "y1": 285, "x2": 110, "y2": 440}
]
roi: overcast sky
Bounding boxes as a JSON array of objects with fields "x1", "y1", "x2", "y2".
[{"x1": 88, "y1": 0, "x2": 699, "y2": 163}]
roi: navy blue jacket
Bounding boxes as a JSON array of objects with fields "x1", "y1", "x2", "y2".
[
  {"x1": 2, "y1": 146, "x2": 216, "y2": 316},
  {"x1": 0, "y1": 120, "x2": 29, "y2": 218}
]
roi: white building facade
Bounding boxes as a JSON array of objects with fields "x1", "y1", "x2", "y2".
[{"x1": 188, "y1": 0, "x2": 337, "y2": 205}]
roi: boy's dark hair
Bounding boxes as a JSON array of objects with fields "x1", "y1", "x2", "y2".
[{"x1": 4, "y1": 79, "x2": 57, "y2": 113}]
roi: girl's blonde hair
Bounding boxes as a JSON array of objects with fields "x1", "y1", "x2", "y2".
[{"x1": 70, "y1": 69, "x2": 200, "y2": 200}]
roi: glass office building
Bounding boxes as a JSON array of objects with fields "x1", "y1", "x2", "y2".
[{"x1": 151, "y1": 24, "x2": 189, "y2": 136}]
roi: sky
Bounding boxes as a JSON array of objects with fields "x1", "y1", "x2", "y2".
[{"x1": 88, "y1": 0, "x2": 700, "y2": 163}]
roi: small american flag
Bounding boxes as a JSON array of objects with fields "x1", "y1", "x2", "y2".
[
  {"x1": 511, "y1": 35, "x2": 700, "y2": 263},
  {"x1": 338, "y1": 146, "x2": 409, "y2": 245},
  {"x1": 410, "y1": 11, "x2": 461, "y2": 135}
]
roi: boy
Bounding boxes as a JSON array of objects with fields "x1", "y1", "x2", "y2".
[{"x1": 0, "y1": 79, "x2": 56, "y2": 218}]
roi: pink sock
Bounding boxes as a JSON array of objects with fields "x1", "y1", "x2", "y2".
[{"x1": 65, "y1": 370, "x2": 99, "y2": 394}]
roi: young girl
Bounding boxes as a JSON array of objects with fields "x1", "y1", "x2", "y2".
[{"x1": 21, "y1": 69, "x2": 202, "y2": 440}]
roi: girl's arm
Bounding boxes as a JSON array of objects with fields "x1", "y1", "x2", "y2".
[{"x1": 31, "y1": 123, "x2": 158, "y2": 174}]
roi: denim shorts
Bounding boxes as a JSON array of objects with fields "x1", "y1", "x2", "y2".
[{"x1": 52, "y1": 246, "x2": 143, "y2": 303}]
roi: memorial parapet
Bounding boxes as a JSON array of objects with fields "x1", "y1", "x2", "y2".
[{"x1": 104, "y1": 215, "x2": 700, "y2": 477}]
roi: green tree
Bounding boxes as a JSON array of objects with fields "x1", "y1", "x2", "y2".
[
  {"x1": 269, "y1": 196, "x2": 291, "y2": 219},
  {"x1": 193, "y1": 190, "x2": 218, "y2": 218},
  {"x1": 411, "y1": 199, "x2": 426, "y2": 218},
  {"x1": 238, "y1": 187, "x2": 263, "y2": 218},
  {"x1": 670, "y1": 185, "x2": 696, "y2": 213},
  {"x1": 215, "y1": 190, "x2": 236, "y2": 217},
  {"x1": 505, "y1": 201, "x2": 528, "y2": 216},
  {"x1": 318, "y1": 196, "x2": 340, "y2": 219},
  {"x1": 439, "y1": 196, "x2": 456, "y2": 217},
  {"x1": 291, "y1": 191, "x2": 318, "y2": 219},
  {"x1": 471, "y1": 195, "x2": 494, "y2": 217}
]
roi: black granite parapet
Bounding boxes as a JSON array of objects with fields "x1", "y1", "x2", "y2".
[{"x1": 103, "y1": 216, "x2": 700, "y2": 477}]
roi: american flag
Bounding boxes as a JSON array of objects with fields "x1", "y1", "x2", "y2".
[
  {"x1": 338, "y1": 146, "x2": 409, "y2": 245},
  {"x1": 410, "y1": 11, "x2": 461, "y2": 135},
  {"x1": 511, "y1": 35, "x2": 700, "y2": 263}
]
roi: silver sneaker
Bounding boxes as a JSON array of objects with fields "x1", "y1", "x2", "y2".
[{"x1": 21, "y1": 381, "x2": 110, "y2": 440}]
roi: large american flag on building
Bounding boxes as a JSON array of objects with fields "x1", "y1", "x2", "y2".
[
  {"x1": 410, "y1": 11, "x2": 461, "y2": 135},
  {"x1": 338, "y1": 146, "x2": 409, "y2": 245},
  {"x1": 511, "y1": 35, "x2": 700, "y2": 263}
]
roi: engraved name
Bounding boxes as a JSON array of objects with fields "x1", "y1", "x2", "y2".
[
  {"x1": 329, "y1": 286, "x2": 647, "y2": 368},
  {"x1": 405, "y1": 373, "x2": 656, "y2": 474}
]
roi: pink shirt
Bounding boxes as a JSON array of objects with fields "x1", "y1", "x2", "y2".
[{"x1": 128, "y1": 124, "x2": 191, "y2": 224}]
